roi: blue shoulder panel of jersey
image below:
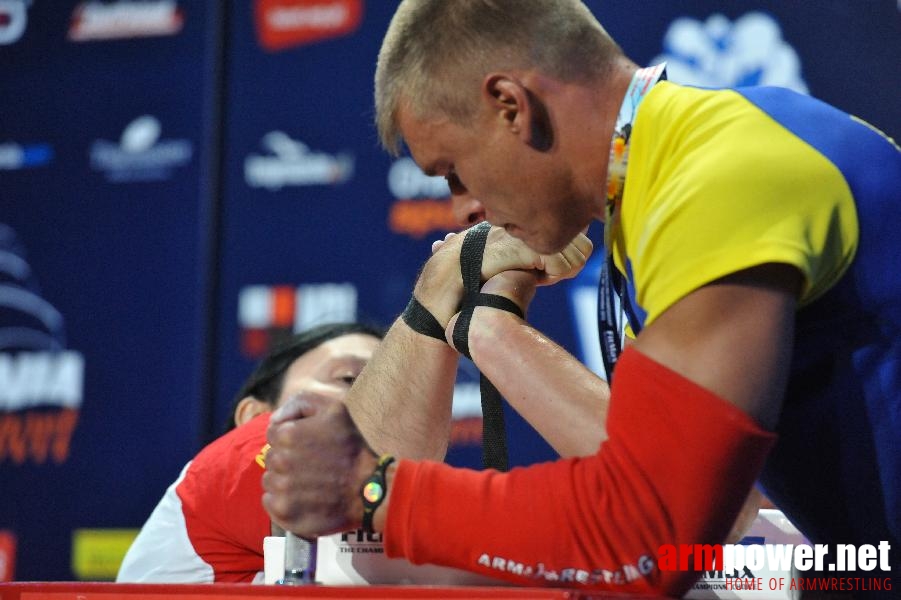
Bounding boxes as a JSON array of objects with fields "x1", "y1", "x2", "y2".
[{"x1": 735, "y1": 87, "x2": 901, "y2": 204}]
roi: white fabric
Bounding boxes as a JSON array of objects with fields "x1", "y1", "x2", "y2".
[{"x1": 116, "y1": 462, "x2": 215, "y2": 583}]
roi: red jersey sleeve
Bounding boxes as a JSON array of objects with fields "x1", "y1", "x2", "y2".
[
  {"x1": 384, "y1": 347, "x2": 776, "y2": 595},
  {"x1": 177, "y1": 413, "x2": 273, "y2": 582}
]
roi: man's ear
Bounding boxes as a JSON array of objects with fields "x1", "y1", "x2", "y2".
[
  {"x1": 483, "y1": 74, "x2": 553, "y2": 151},
  {"x1": 234, "y1": 396, "x2": 272, "y2": 427}
]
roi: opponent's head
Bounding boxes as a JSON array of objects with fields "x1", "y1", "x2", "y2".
[{"x1": 226, "y1": 322, "x2": 385, "y2": 431}]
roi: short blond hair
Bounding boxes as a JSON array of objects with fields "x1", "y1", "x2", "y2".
[{"x1": 374, "y1": 0, "x2": 624, "y2": 155}]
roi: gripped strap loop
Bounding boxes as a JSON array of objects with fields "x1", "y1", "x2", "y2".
[
  {"x1": 451, "y1": 222, "x2": 491, "y2": 359},
  {"x1": 449, "y1": 222, "x2": 524, "y2": 472}
]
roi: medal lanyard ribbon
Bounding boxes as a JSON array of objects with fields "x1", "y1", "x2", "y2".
[{"x1": 598, "y1": 63, "x2": 666, "y2": 381}]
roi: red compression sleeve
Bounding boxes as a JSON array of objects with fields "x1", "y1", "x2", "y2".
[{"x1": 384, "y1": 347, "x2": 776, "y2": 595}]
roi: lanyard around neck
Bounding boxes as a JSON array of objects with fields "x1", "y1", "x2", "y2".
[{"x1": 598, "y1": 63, "x2": 666, "y2": 381}]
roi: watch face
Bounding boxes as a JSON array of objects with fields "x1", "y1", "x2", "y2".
[{"x1": 363, "y1": 480, "x2": 384, "y2": 504}]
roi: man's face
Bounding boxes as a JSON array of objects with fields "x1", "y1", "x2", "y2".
[
  {"x1": 275, "y1": 333, "x2": 380, "y2": 407},
  {"x1": 397, "y1": 104, "x2": 596, "y2": 254}
]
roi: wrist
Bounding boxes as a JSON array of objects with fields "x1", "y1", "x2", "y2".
[
  {"x1": 468, "y1": 308, "x2": 523, "y2": 364},
  {"x1": 479, "y1": 270, "x2": 537, "y2": 316},
  {"x1": 414, "y1": 254, "x2": 464, "y2": 327},
  {"x1": 347, "y1": 450, "x2": 379, "y2": 529}
]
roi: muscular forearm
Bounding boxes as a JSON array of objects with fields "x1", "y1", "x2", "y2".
[
  {"x1": 348, "y1": 226, "x2": 594, "y2": 461},
  {"x1": 382, "y1": 348, "x2": 776, "y2": 595},
  {"x1": 345, "y1": 317, "x2": 459, "y2": 460},
  {"x1": 468, "y1": 308, "x2": 608, "y2": 458}
]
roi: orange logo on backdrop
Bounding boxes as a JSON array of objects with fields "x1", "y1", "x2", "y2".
[
  {"x1": 0, "y1": 409, "x2": 79, "y2": 466},
  {"x1": 254, "y1": 0, "x2": 363, "y2": 51},
  {"x1": 388, "y1": 198, "x2": 459, "y2": 239}
]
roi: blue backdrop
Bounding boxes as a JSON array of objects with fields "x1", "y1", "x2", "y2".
[{"x1": 1, "y1": 0, "x2": 898, "y2": 581}]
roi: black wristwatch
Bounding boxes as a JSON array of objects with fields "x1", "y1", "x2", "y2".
[{"x1": 361, "y1": 454, "x2": 395, "y2": 534}]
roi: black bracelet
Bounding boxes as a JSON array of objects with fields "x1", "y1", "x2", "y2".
[{"x1": 361, "y1": 454, "x2": 395, "y2": 534}]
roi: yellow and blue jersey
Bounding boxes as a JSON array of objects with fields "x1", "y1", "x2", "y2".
[{"x1": 615, "y1": 81, "x2": 901, "y2": 555}]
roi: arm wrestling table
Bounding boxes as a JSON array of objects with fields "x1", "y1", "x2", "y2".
[{"x1": 0, "y1": 583, "x2": 672, "y2": 600}]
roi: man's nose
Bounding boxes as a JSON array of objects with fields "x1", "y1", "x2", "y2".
[{"x1": 451, "y1": 194, "x2": 487, "y2": 227}]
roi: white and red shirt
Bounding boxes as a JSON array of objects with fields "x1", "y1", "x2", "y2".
[{"x1": 117, "y1": 414, "x2": 272, "y2": 583}]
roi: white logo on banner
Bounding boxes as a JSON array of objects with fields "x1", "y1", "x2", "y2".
[
  {"x1": 90, "y1": 115, "x2": 193, "y2": 182},
  {"x1": 451, "y1": 382, "x2": 481, "y2": 420},
  {"x1": 244, "y1": 132, "x2": 355, "y2": 190},
  {"x1": 651, "y1": 12, "x2": 808, "y2": 93},
  {"x1": 387, "y1": 157, "x2": 449, "y2": 200},
  {"x1": 386, "y1": 157, "x2": 459, "y2": 238},
  {"x1": 238, "y1": 283, "x2": 358, "y2": 330},
  {"x1": 68, "y1": 0, "x2": 184, "y2": 41},
  {"x1": 0, "y1": 223, "x2": 85, "y2": 468},
  {"x1": 0, "y1": 352, "x2": 85, "y2": 411},
  {"x1": 0, "y1": 142, "x2": 52, "y2": 170},
  {"x1": 0, "y1": 224, "x2": 85, "y2": 412},
  {"x1": 266, "y1": 3, "x2": 349, "y2": 30},
  {"x1": 0, "y1": 0, "x2": 30, "y2": 45},
  {"x1": 293, "y1": 283, "x2": 357, "y2": 331}
]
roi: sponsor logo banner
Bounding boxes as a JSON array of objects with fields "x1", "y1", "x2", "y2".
[
  {"x1": 90, "y1": 115, "x2": 193, "y2": 182},
  {"x1": 652, "y1": 12, "x2": 808, "y2": 93},
  {"x1": 0, "y1": 0, "x2": 30, "y2": 46},
  {"x1": 68, "y1": 0, "x2": 184, "y2": 42},
  {"x1": 0, "y1": 530, "x2": 15, "y2": 581},
  {"x1": 244, "y1": 131, "x2": 354, "y2": 190},
  {"x1": 0, "y1": 142, "x2": 53, "y2": 170},
  {"x1": 254, "y1": 0, "x2": 363, "y2": 52},
  {"x1": 449, "y1": 381, "x2": 482, "y2": 448},
  {"x1": 387, "y1": 157, "x2": 457, "y2": 239},
  {"x1": 238, "y1": 283, "x2": 358, "y2": 357},
  {"x1": 0, "y1": 224, "x2": 85, "y2": 466},
  {"x1": 71, "y1": 528, "x2": 139, "y2": 581}
]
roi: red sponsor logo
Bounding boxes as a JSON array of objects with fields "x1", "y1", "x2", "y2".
[
  {"x1": 254, "y1": 0, "x2": 363, "y2": 52},
  {"x1": 0, "y1": 530, "x2": 16, "y2": 581},
  {"x1": 449, "y1": 416, "x2": 482, "y2": 447},
  {"x1": 240, "y1": 285, "x2": 296, "y2": 358}
]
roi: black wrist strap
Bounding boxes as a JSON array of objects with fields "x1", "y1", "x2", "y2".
[
  {"x1": 450, "y1": 222, "x2": 524, "y2": 358},
  {"x1": 361, "y1": 454, "x2": 395, "y2": 534},
  {"x1": 449, "y1": 222, "x2": 524, "y2": 473},
  {"x1": 401, "y1": 295, "x2": 446, "y2": 342}
]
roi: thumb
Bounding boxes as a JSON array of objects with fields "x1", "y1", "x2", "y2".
[{"x1": 270, "y1": 392, "x2": 330, "y2": 425}]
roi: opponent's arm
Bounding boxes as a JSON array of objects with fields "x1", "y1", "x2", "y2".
[
  {"x1": 265, "y1": 263, "x2": 799, "y2": 595},
  {"x1": 344, "y1": 318, "x2": 459, "y2": 460},
  {"x1": 345, "y1": 225, "x2": 591, "y2": 460},
  {"x1": 379, "y1": 263, "x2": 801, "y2": 594}
]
